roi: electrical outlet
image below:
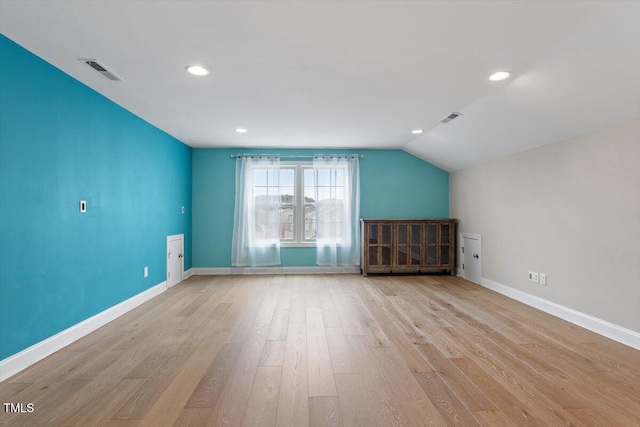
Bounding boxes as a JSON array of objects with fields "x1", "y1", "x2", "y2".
[
  {"x1": 539, "y1": 273, "x2": 546, "y2": 286},
  {"x1": 528, "y1": 271, "x2": 539, "y2": 283},
  {"x1": 144, "y1": 267, "x2": 148, "y2": 278}
]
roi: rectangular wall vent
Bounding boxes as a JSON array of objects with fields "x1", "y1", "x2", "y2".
[
  {"x1": 79, "y1": 59, "x2": 123, "y2": 81},
  {"x1": 441, "y1": 112, "x2": 462, "y2": 124}
]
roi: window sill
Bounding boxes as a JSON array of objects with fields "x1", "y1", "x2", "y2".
[{"x1": 281, "y1": 242, "x2": 316, "y2": 248}]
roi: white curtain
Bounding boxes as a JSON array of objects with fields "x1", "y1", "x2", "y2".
[
  {"x1": 313, "y1": 156, "x2": 360, "y2": 266},
  {"x1": 231, "y1": 156, "x2": 281, "y2": 267}
]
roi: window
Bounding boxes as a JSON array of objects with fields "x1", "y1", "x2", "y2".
[
  {"x1": 249, "y1": 162, "x2": 347, "y2": 247},
  {"x1": 234, "y1": 155, "x2": 360, "y2": 267},
  {"x1": 304, "y1": 167, "x2": 346, "y2": 243},
  {"x1": 251, "y1": 166, "x2": 295, "y2": 242},
  {"x1": 250, "y1": 163, "x2": 310, "y2": 246}
]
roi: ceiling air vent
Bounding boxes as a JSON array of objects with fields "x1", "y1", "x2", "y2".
[
  {"x1": 441, "y1": 112, "x2": 462, "y2": 124},
  {"x1": 79, "y1": 59, "x2": 123, "y2": 81}
]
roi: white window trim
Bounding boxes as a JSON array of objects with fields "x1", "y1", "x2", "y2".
[
  {"x1": 308, "y1": 163, "x2": 349, "y2": 246},
  {"x1": 248, "y1": 163, "x2": 290, "y2": 246},
  {"x1": 280, "y1": 161, "x2": 315, "y2": 247},
  {"x1": 281, "y1": 242, "x2": 316, "y2": 248},
  {"x1": 250, "y1": 160, "x2": 348, "y2": 248}
]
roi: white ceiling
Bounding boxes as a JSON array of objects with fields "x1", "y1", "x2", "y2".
[{"x1": 1, "y1": 1, "x2": 638, "y2": 171}]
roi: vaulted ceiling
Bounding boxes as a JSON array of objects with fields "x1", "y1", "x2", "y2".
[{"x1": 1, "y1": 1, "x2": 638, "y2": 171}]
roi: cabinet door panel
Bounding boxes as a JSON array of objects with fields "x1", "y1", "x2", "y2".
[
  {"x1": 369, "y1": 246, "x2": 379, "y2": 267},
  {"x1": 426, "y1": 246, "x2": 438, "y2": 266},
  {"x1": 398, "y1": 224, "x2": 408, "y2": 244},
  {"x1": 411, "y1": 246, "x2": 421, "y2": 266},
  {"x1": 368, "y1": 224, "x2": 379, "y2": 244},
  {"x1": 396, "y1": 223, "x2": 410, "y2": 267},
  {"x1": 440, "y1": 245, "x2": 450, "y2": 266},
  {"x1": 411, "y1": 224, "x2": 421, "y2": 245},
  {"x1": 381, "y1": 224, "x2": 392, "y2": 244},
  {"x1": 426, "y1": 223, "x2": 437, "y2": 243},
  {"x1": 440, "y1": 223, "x2": 451, "y2": 244},
  {"x1": 381, "y1": 247, "x2": 392, "y2": 266},
  {"x1": 397, "y1": 245, "x2": 408, "y2": 266}
]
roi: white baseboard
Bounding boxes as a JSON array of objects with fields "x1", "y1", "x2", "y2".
[
  {"x1": 183, "y1": 268, "x2": 194, "y2": 280},
  {"x1": 0, "y1": 281, "x2": 167, "y2": 382},
  {"x1": 191, "y1": 266, "x2": 360, "y2": 275},
  {"x1": 480, "y1": 277, "x2": 640, "y2": 350}
]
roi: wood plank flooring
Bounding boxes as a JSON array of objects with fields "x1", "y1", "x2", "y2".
[{"x1": 1, "y1": 274, "x2": 639, "y2": 426}]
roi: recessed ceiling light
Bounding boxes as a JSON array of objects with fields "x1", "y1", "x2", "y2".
[
  {"x1": 489, "y1": 71, "x2": 510, "y2": 81},
  {"x1": 235, "y1": 128, "x2": 248, "y2": 133},
  {"x1": 411, "y1": 129, "x2": 424, "y2": 134},
  {"x1": 186, "y1": 65, "x2": 209, "y2": 76}
]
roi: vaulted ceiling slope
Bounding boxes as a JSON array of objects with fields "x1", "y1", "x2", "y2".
[{"x1": 1, "y1": 1, "x2": 638, "y2": 171}]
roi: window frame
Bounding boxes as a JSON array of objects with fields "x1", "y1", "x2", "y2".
[
  {"x1": 248, "y1": 164, "x2": 292, "y2": 246},
  {"x1": 304, "y1": 164, "x2": 349, "y2": 245},
  {"x1": 249, "y1": 161, "x2": 349, "y2": 248},
  {"x1": 281, "y1": 161, "x2": 315, "y2": 247}
]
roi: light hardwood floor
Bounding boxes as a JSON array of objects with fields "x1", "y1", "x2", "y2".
[{"x1": 1, "y1": 274, "x2": 639, "y2": 426}]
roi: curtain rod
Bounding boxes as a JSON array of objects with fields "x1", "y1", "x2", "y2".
[{"x1": 230, "y1": 153, "x2": 364, "y2": 159}]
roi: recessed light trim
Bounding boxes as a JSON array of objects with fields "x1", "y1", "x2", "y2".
[
  {"x1": 235, "y1": 128, "x2": 248, "y2": 133},
  {"x1": 411, "y1": 129, "x2": 424, "y2": 134},
  {"x1": 186, "y1": 65, "x2": 209, "y2": 76},
  {"x1": 489, "y1": 71, "x2": 510, "y2": 81}
]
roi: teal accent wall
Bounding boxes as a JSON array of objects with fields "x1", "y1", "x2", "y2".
[
  {"x1": 0, "y1": 35, "x2": 192, "y2": 359},
  {"x1": 192, "y1": 148, "x2": 448, "y2": 267}
]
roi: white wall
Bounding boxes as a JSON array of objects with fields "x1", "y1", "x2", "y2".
[{"x1": 450, "y1": 119, "x2": 640, "y2": 332}]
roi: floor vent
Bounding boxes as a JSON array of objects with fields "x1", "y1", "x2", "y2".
[{"x1": 79, "y1": 59, "x2": 123, "y2": 81}]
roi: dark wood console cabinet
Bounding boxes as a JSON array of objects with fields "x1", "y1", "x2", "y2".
[{"x1": 360, "y1": 219, "x2": 457, "y2": 276}]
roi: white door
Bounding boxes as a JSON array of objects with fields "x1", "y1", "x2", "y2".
[
  {"x1": 462, "y1": 234, "x2": 482, "y2": 284},
  {"x1": 166, "y1": 234, "x2": 184, "y2": 288}
]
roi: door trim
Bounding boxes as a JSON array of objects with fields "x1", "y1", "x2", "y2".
[
  {"x1": 461, "y1": 233, "x2": 482, "y2": 283},
  {"x1": 166, "y1": 234, "x2": 184, "y2": 288}
]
